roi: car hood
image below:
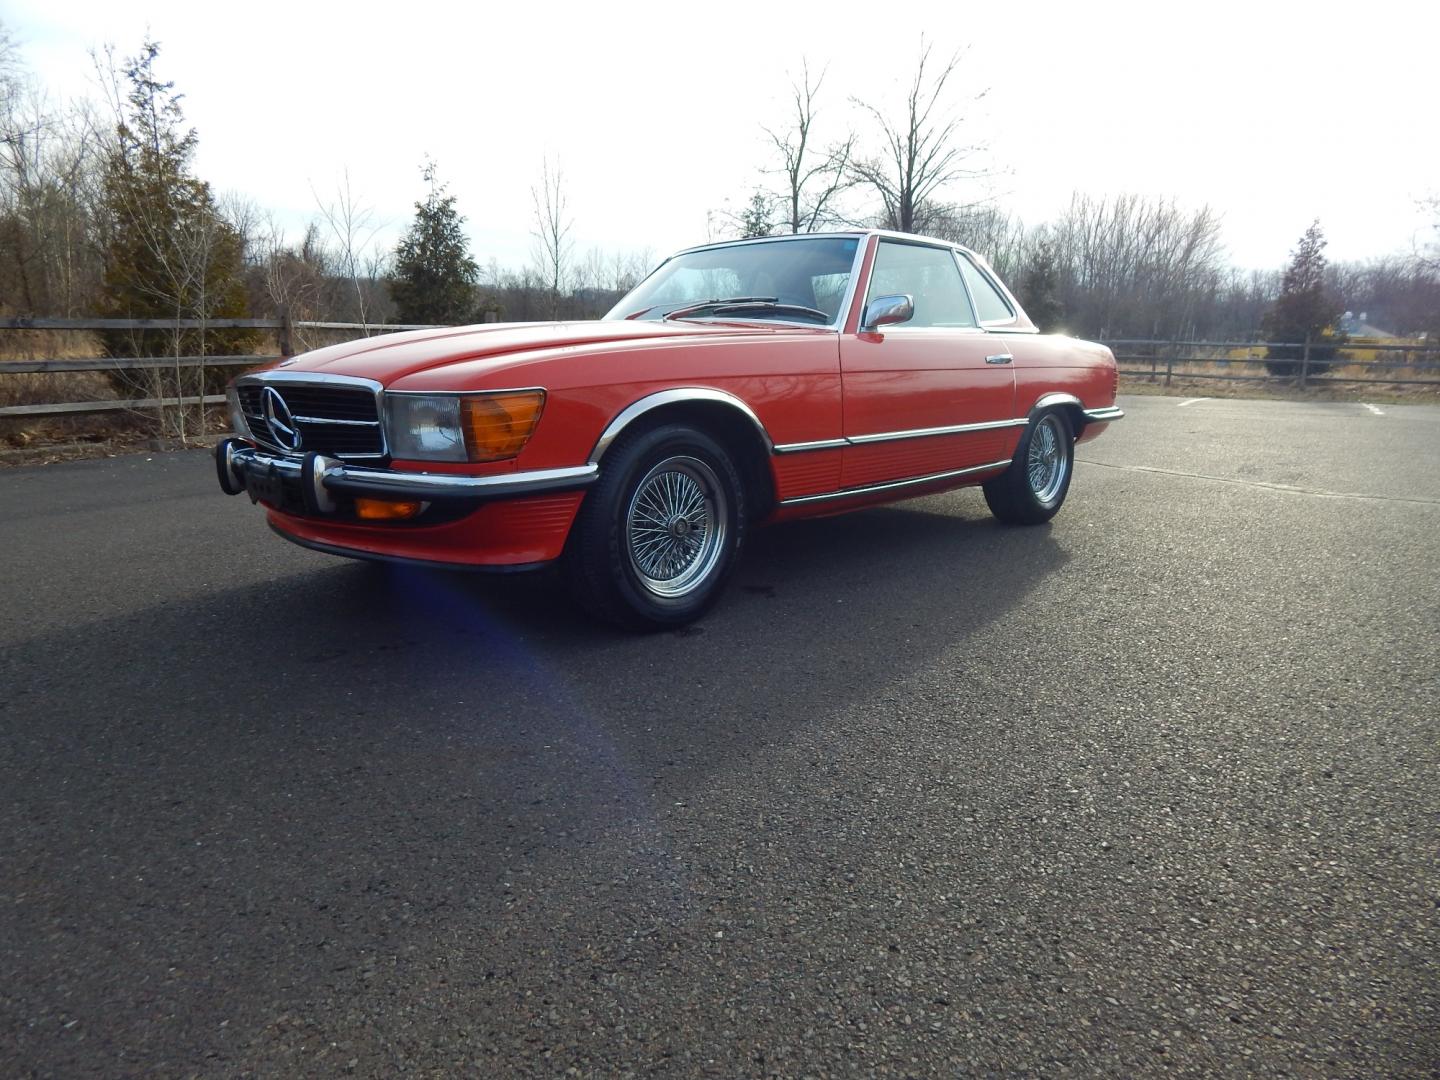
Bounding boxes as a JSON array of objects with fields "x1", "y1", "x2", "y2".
[{"x1": 267, "y1": 319, "x2": 827, "y2": 383}]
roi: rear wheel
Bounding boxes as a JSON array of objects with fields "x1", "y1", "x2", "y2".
[
  {"x1": 565, "y1": 424, "x2": 746, "y2": 629},
  {"x1": 983, "y1": 409, "x2": 1074, "y2": 525}
]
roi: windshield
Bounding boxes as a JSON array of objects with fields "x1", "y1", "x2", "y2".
[{"x1": 605, "y1": 236, "x2": 861, "y2": 325}]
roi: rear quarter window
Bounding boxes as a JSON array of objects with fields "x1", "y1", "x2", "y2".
[{"x1": 957, "y1": 256, "x2": 1015, "y2": 323}]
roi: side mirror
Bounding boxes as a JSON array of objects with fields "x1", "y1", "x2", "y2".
[{"x1": 861, "y1": 294, "x2": 914, "y2": 332}]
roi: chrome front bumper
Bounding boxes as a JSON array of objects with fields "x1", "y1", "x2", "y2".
[
  {"x1": 1083, "y1": 406, "x2": 1125, "y2": 423},
  {"x1": 216, "y1": 439, "x2": 597, "y2": 513}
]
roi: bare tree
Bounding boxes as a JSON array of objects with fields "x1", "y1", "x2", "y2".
[
  {"x1": 611, "y1": 247, "x2": 652, "y2": 293},
  {"x1": 1046, "y1": 193, "x2": 1227, "y2": 338},
  {"x1": 217, "y1": 189, "x2": 261, "y2": 260},
  {"x1": 1418, "y1": 192, "x2": 1440, "y2": 273},
  {"x1": 311, "y1": 168, "x2": 387, "y2": 330},
  {"x1": 849, "y1": 41, "x2": 988, "y2": 235},
  {"x1": 926, "y1": 203, "x2": 1027, "y2": 277},
  {"x1": 531, "y1": 156, "x2": 573, "y2": 318},
  {"x1": 763, "y1": 61, "x2": 853, "y2": 234},
  {"x1": 1329, "y1": 254, "x2": 1440, "y2": 339},
  {"x1": 1, "y1": 33, "x2": 105, "y2": 315}
]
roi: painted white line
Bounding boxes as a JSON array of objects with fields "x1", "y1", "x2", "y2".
[
  {"x1": 1076, "y1": 459, "x2": 1438, "y2": 506},
  {"x1": 1177, "y1": 397, "x2": 1209, "y2": 408},
  {"x1": 1362, "y1": 403, "x2": 1385, "y2": 416}
]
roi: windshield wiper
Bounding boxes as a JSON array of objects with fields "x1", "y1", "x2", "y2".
[
  {"x1": 663, "y1": 297, "x2": 831, "y2": 324},
  {"x1": 662, "y1": 296, "x2": 778, "y2": 320}
]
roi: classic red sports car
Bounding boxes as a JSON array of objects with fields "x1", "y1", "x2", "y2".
[{"x1": 216, "y1": 230, "x2": 1122, "y2": 627}]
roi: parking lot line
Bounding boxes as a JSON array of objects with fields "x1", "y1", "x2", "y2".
[
  {"x1": 1177, "y1": 397, "x2": 1209, "y2": 407},
  {"x1": 1362, "y1": 403, "x2": 1386, "y2": 416}
]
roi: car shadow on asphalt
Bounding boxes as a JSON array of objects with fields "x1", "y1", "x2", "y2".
[
  {"x1": 1, "y1": 491, "x2": 1071, "y2": 1068},
  {"x1": 5, "y1": 490, "x2": 1072, "y2": 810}
]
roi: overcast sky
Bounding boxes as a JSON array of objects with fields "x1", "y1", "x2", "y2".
[{"x1": 6, "y1": 0, "x2": 1437, "y2": 276}]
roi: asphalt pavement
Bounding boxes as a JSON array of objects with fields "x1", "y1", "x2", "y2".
[{"x1": 2, "y1": 395, "x2": 1437, "y2": 1077}]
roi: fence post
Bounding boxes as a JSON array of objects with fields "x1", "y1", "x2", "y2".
[
  {"x1": 1164, "y1": 342, "x2": 1175, "y2": 388},
  {"x1": 1299, "y1": 332, "x2": 1311, "y2": 390},
  {"x1": 278, "y1": 306, "x2": 294, "y2": 358}
]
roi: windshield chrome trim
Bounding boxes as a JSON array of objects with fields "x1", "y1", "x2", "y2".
[
  {"x1": 670, "y1": 231, "x2": 868, "y2": 256},
  {"x1": 778, "y1": 458, "x2": 1013, "y2": 506}
]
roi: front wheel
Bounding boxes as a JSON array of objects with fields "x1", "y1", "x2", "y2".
[
  {"x1": 983, "y1": 409, "x2": 1074, "y2": 525},
  {"x1": 564, "y1": 424, "x2": 746, "y2": 629}
]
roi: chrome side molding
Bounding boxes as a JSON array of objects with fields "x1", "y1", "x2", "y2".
[
  {"x1": 778, "y1": 459, "x2": 1012, "y2": 506},
  {"x1": 775, "y1": 417, "x2": 1028, "y2": 453}
]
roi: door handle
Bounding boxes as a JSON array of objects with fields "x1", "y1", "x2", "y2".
[{"x1": 985, "y1": 353, "x2": 1013, "y2": 364}]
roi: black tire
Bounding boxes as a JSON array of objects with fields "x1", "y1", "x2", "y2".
[
  {"x1": 564, "y1": 423, "x2": 747, "y2": 629},
  {"x1": 982, "y1": 409, "x2": 1074, "y2": 525}
]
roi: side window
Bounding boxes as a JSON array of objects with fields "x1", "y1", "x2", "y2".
[
  {"x1": 866, "y1": 241, "x2": 977, "y2": 329},
  {"x1": 957, "y1": 255, "x2": 1015, "y2": 323}
]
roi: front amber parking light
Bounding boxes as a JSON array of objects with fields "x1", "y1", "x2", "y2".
[
  {"x1": 461, "y1": 391, "x2": 545, "y2": 462},
  {"x1": 355, "y1": 498, "x2": 423, "y2": 520}
]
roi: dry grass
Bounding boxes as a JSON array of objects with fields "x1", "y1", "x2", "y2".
[
  {"x1": 1121, "y1": 364, "x2": 1440, "y2": 405},
  {"x1": 1116, "y1": 341, "x2": 1440, "y2": 404},
  {"x1": 1, "y1": 330, "x2": 132, "y2": 447},
  {"x1": 0, "y1": 326, "x2": 281, "y2": 450}
]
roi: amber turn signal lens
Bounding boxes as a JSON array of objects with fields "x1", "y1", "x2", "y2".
[
  {"x1": 355, "y1": 498, "x2": 422, "y2": 520},
  {"x1": 460, "y1": 391, "x2": 545, "y2": 462}
]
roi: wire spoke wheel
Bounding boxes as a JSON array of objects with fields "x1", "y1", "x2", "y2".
[
  {"x1": 1026, "y1": 414, "x2": 1068, "y2": 503},
  {"x1": 625, "y1": 455, "x2": 729, "y2": 598}
]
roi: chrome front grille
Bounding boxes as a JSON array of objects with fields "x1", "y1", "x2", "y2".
[{"x1": 237, "y1": 378, "x2": 385, "y2": 459}]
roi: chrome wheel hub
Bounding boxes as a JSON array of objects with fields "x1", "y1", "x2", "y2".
[
  {"x1": 1026, "y1": 415, "x2": 1068, "y2": 502},
  {"x1": 625, "y1": 456, "x2": 729, "y2": 598}
]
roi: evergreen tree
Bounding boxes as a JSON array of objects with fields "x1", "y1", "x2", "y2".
[
  {"x1": 99, "y1": 39, "x2": 253, "y2": 386},
  {"x1": 738, "y1": 190, "x2": 774, "y2": 239},
  {"x1": 1263, "y1": 220, "x2": 1343, "y2": 377},
  {"x1": 1020, "y1": 236, "x2": 1063, "y2": 331},
  {"x1": 390, "y1": 161, "x2": 478, "y2": 324}
]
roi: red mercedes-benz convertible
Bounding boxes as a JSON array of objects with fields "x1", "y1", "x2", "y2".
[{"x1": 216, "y1": 230, "x2": 1122, "y2": 627}]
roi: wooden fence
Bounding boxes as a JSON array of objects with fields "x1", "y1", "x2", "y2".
[
  {"x1": 3, "y1": 317, "x2": 1437, "y2": 421},
  {"x1": 1103, "y1": 336, "x2": 1440, "y2": 390},
  {"x1": 0, "y1": 315, "x2": 440, "y2": 419}
]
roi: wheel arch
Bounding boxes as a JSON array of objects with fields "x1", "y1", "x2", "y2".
[
  {"x1": 588, "y1": 389, "x2": 777, "y2": 519},
  {"x1": 1027, "y1": 392, "x2": 1086, "y2": 438}
]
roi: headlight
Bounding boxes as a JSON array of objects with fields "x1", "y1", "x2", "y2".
[
  {"x1": 384, "y1": 391, "x2": 546, "y2": 462},
  {"x1": 226, "y1": 386, "x2": 250, "y2": 438}
]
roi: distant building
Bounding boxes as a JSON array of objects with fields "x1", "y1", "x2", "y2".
[{"x1": 1339, "y1": 311, "x2": 1396, "y2": 339}]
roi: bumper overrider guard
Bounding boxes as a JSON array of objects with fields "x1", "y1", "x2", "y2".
[{"x1": 215, "y1": 438, "x2": 599, "y2": 516}]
